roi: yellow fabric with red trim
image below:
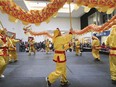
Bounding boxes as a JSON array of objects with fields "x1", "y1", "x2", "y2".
[
  {"x1": 106, "y1": 25, "x2": 116, "y2": 56},
  {"x1": 53, "y1": 31, "x2": 72, "y2": 63},
  {"x1": 105, "y1": 25, "x2": 116, "y2": 81}
]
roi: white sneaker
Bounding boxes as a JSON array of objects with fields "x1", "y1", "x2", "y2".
[{"x1": 0, "y1": 74, "x2": 5, "y2": 78}]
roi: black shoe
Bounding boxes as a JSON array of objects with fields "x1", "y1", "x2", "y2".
[
  {"x1": 96, "y1": 58, "x2": 100, "y2": 61},
  {"x1": 112, "y1": 80, "x2": 116, "y2": 85},
  {"x1": 9, "y1": 61, "x2": 13, "y2": 63},
  {"x1": 14, "y1": 60, "x2": 18, "y2": 62},
  {"x1": 45, "y1": 77, "x2": 51, "y2": 87},
  {"x1": 60, "y1": 81, "x2": 70, "y2": 86},
  {"x1": 94, "y1": 59, "x2": 97, "y2": 61},
  {"x1": 94, "y1": 58, "x2": 100, "y2": 61}
]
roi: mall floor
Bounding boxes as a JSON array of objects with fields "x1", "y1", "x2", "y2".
[{"x1": 0, "y1": 52, "x2": 115, "y2": 87}]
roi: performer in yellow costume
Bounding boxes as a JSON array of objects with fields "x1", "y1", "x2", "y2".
[
  {"x1": 0, "y1": 28, "x2": 9, "y2": 78},
  {"x1": 46, "y1": 28, "x2": 73, "y2": 87},
  {"x1": 92, "y1": 36, "x2": 101, "y2": 61},
  {"x1": 8, "y1": 35, "x2": 20, "y2": 62},
  {"x1": 106, "y1": 25, "x2": 116, "y2": 84},
  {"x1": 28, "y1": 38, "x2": 36, "y2": 56},
  {"x1": 45, "y1": 39, "x2": 50, "y2": 54},
  {"x1": 75, "y1": 39, "x2": 81, "y2": 56}
]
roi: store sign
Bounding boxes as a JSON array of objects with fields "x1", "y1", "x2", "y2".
[{"x1": 95, "y1": 31, "x2": 110, "y2": 36}]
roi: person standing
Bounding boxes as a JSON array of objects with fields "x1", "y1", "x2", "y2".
[
  {"x1": 106, "y1": 25, "x2": 116, "y2": 85},
  {"x1": 0, "y1": 28, "x2": 9, "y2": 78},
  {"x1": 8, "y1": 35, "x2": 20, "y2": 62},
  {"x1": 28, "y1": 37, "x2": 36, "y2": 56},
  {"x1": 46, "y1": 28, "x2": 73, "y2": 87},
  {"x1": 92, "y1": 36, "x2": 101, "y2": 61},
  {"x1": 75, "y1": 39, "x2": 81, "y2": 56},
  {"x1": 45, "y1": 39, "x2": 50, "y2": 54}
]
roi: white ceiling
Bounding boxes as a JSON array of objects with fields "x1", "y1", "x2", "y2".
[
  {"x1": 14, "y1": 0, "x2": 85, "y2": 18},
  {"x1": 57, "y1": 7, "x2": 85, "y2": 18}
]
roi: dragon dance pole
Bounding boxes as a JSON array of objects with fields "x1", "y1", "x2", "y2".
[{"x1": 0, "y1": 20, "x2": 4, "y2": 28}]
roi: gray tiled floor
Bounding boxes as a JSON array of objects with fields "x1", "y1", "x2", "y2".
[{"x1": 0, "y1": 52, "x2": 115, "y2": 87}]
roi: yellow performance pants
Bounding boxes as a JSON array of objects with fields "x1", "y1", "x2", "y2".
[
  {"x1": 0, "y1": 57, "x2": 7, "y2": 76},
  {"x1": 46, "y1": 47, "x2": 50, "y2": 53},
  {"x1": 29, "y1": 47, "x2": 36, "y2": 55},
  {"x1": 92, "y1": 49, "x2": 100, "y2": 59},
  {"x1": 9, "y1": 51, "x2": 18, "y2": 61},
  {"x1": 109, "y1": 56, "x2": 116, "y2": 80},
  {"x1": 76, "y1": 47, "x2": 80, "y2": 55},
  {"x1": 48, "y1": 62, "x2": 67, "y2": 83},
  {"x1": 3, "y1": 56, "x2": 9, "y2": 64}
]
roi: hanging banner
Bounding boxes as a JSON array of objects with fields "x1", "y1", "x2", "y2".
[{"x1": 0, "y1": 0, "x2": 116, "y2": 25}]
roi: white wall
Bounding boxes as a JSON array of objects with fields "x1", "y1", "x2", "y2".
[
  {"x1": 101, "y1": 36, "x2": 107, "y2": 44},
  {"x1": 81, "y1": 32, "x2": 93, "y2": 43},
  {"x1": 74, "y1": 32, "x2": 92, "y2": 43},
  {"x1": 0, "y1": 12, "x2": 81, "y2": 42}
]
